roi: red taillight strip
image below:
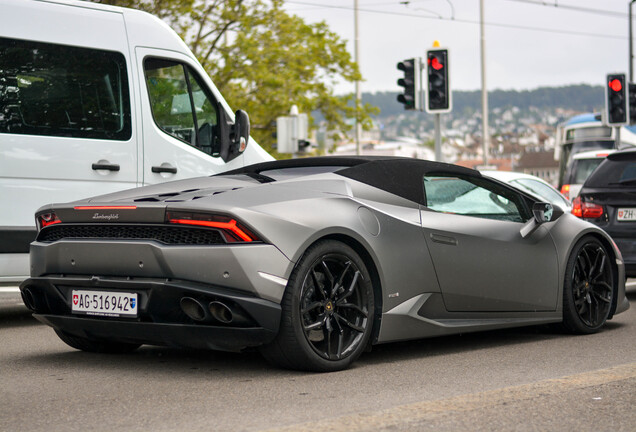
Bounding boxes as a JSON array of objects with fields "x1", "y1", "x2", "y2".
[
  {"x1": 41, "y1": 219, "x2": 62, "y2": 228},
  {"x1": 571, "y1": 196, "x2": 582, "y2": 218},
  {"x1": 571, "y1": 196, "x2": 603, "y2": 219},
  {"x1": 74, "y1": 206, "x2": 137, "y2": 210},
  {"x1": 169, "y1": 218, "x2": 254, "y2": 242}
]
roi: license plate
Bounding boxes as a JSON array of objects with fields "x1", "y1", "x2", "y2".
[
  {"x1": 71, "y1": 290, "x2": 138, "y2": 317},
  {"x1": 617, "y1": 208, "x2": 636, "y2": 221}
]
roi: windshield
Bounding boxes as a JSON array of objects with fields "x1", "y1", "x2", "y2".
[
  {"x1": 258, "y1": 165, "x2": 345, "y2": 181},
  {"x1": 561, "y1": 140, "x2": 614, "y2": 186},
  {"x1": 218, "y1": 165, "x2": 346, "y2": 182},
  {"x1": 510, "y1": 179, "x2": 570, "y2": 208},
  {"x1": 586, "y1": 157, "x2": 636, "y2": 187},
  {"x1": 572, "y1": 158, "x2": 604, "y2": 184}
]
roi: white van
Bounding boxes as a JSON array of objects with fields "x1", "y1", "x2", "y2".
[{"x1": 0, "y1": 0, "x2": 273, "y2": 290}]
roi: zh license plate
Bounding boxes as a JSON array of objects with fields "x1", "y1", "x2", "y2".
[
  {"x1": 71, "y1": 290, "x2": 138, "y2": 317},
  {"x1": 617, "y1": 208, "x2": 636, "y2": 221}
]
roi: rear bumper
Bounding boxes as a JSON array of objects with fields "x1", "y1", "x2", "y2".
[
  {"x1": 33, "y1": 314, "x2": 276, "y2": 352},
  {"x1": 29, "y1": 240, "x2": 293, "y2": 303},
  {"x1": 20, "y1": 276, "x2": 281, "y2": 351}
]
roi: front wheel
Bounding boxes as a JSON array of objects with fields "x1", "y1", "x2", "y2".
[
  {"x1": 562, "y1": 236, "x2": 614, "y2": 334},
  {"x1": 260, "y1": 240, "x2": 374, "y2": 372}
]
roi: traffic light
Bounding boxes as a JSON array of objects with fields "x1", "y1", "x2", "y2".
[
  {"x1": 426, "y1": 49, "x2": 451, "y2": 113},
  {"x1": 397, "y1": 58, "x2": 421, "y2": 110},
  {"x1": 606, "y1": 73, "x2": 628, "y2": 126},
  {"x1": 629, "y1": 83, "x2": 636, "y2": 125}
]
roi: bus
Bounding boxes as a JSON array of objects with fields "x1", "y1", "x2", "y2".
[{"x1": 555, "y1": 113, "x2": 636, "y2": 197}]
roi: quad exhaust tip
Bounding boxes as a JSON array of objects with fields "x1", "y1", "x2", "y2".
[
  {"x1": 22, "y1": 287, "x2": 36, "y2": 311},
  {"x1": 208, "y1": 301, "x2": 233, "y2": 324},
  {"x1": 180, "y1": 297, "x2": 234, "y2": 324},
  {"x1": 180, "y1": 297, "x2": 208, "y2": 321}
]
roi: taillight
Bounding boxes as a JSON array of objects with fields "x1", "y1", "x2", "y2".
[
  {"x1": 166, "y1": 211, "x2": 260, "y2": 243},
  {"x1": 560, "y1": 184, "x2": 570, "y2": 200},
  {"x1": 38, "y1": 212, "x2": 62, "y2": 230},
  {"x1": 74, "y1": 206, "x2": 137, "y2": 210},
  {"x1": 571, "y1": 197, "x2": 604, "y2": 219}
]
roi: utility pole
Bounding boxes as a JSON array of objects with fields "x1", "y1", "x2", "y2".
[
  {"x1": 630, "y1": 1, "x2": 636, "y2": 81},
  {"x1": 480, "y1": 0, "x2": 489, "y2": 165},
  {"x1": 354, "y1": 0, "x2": 362, "y2": 155}
]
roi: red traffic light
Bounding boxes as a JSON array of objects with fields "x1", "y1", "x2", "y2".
[
  {"x1": 429, "y1": 57, "x2": 443, "y2": 70},
  {"x1": 609, "y1": 79, "x2": 623, "y2": 92}
]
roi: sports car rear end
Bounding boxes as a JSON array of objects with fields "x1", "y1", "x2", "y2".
[{"x1": 21, "y1": 200, "x2": 291, "y2": 352}]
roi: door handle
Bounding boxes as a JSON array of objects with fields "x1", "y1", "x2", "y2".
[
  {"x1": 430, "y1": 233, "x2": 458, "y2": 246},
  {"x1": 151, "y1": 165, "x2": 177, "y2": 174},
  {"x1": 92, "y1": 162, "x2": 120, "y2": 171}
]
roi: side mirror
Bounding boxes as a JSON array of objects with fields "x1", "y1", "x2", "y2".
[
  {"x1": 217, "y1": 106, "x2": 250, "y2": 162},
  {"x1": 521, "y1": 202, "x2": 564, "y2": 238},
  {"x1": 232, "y1": 109, "x2": 250, "y2": 155},
  {"x1": 532, "y1": 202, "x2": 563, "y2": 224}
]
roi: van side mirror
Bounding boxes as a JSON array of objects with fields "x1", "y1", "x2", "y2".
[
  {"x1": 232, "y1": 110, "x2": 250, "y2": 155},
  {"x1": 216, "y1": 106, "x2": 250, "y2": 162}
]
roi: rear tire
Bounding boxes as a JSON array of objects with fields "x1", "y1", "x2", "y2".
[
  {"x1": 260, "y1": 240, "x2": 374, "y2": 372},
  {"x1": 54, "y1": 329, "x2": 140, "y2": 354},
  {"x1": 562, "y1": 236, "x2": 614, "y2": 334}
]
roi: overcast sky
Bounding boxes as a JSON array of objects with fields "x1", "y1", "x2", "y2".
[{"x1": 283, "y1": 0, "x2": 632, "y2": 94}]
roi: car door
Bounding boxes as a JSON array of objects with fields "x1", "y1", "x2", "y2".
[
  {"x1": 420, "y1": 174, "x2": 559, "y2": 312},
  {"x1": 135, "y1": 48, "x2": 241, "y2": 185}
]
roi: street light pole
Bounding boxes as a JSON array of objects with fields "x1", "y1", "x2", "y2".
[
  {"x1": 630, "y1": 1, "x2": 636, "y2": 81},
  {"x1": 480, "y1": 0, "x2": 489, "y2": 165},
  {"x1": 354, "y1": 0, "x2": 362, "y2": 155}
]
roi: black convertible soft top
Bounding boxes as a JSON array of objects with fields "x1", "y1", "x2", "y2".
[{"x1": 222, "y1": 156, "x2": 481, "y2": 205}]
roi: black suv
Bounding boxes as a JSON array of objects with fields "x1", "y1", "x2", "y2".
[{"x1": 574, "y1": 148, "x2": 636, "y2": 277}]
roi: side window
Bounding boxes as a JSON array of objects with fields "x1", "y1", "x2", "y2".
[
  {"x1": 423, "y1": 175, "x2": 528, "y2": 222},
  {"x1": 143, "y1": 58, "x2": 218, "y2": 156},
  {"x1": 0, "y1": 37, "x2": 131, "y2": 140}
]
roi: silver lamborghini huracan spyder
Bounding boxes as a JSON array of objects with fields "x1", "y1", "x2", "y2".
[{"x1": 20, "y1": 157, "x2": 629, "y2": 371}]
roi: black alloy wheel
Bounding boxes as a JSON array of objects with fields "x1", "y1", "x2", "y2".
[
  {"x1": 300, "y1": 252, "x2": 370, "y2": 361},
  {"x1": 562, "y1": 237, "x2": 614, "y2": 333},
  {"x1": 260, "y1": 240, "x2": 374, "y2": 372}
]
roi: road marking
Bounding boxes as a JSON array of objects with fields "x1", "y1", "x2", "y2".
[{"x1": 263, "y1": 363, "x2": 636, "y2": 432}]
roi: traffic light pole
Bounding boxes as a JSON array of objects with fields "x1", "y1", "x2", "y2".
[
  {"x1": 616, "y1": 126, "x2": 621, "y2": 150},
  {"x1": 630, "y1": 1, "x2": 636, "y2": 81},
  {"x1": 434, "y1": 113, "x2": 442, "y2": 161}
]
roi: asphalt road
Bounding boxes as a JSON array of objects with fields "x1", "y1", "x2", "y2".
[{"x1": 1, "y1": 285, "x2": 635, "y2": 432}]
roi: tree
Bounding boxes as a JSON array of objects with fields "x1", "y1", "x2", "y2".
[{"x1": 94, "y1": 0, "x2": 378, "y2": 155}]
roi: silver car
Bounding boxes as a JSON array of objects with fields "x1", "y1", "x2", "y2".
[
  {"x1": 21, "y1": 157, "x2": 629, "y2": 371},
  {"x1": 482, "y1": 170, "x2": 571, "y2": 213}
]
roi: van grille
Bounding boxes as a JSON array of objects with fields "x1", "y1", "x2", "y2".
[{"x1": 37, "y1": 224, "x2": 226, "y2": 245}]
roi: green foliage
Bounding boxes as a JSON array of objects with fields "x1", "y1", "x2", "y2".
[{"x1": 94, "y1": 0, "x2": 377, "y2": 155}]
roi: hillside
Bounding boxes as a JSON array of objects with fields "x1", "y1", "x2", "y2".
[{"x1": 363, "y1": 84, "x2": 603, "y2": 119}]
